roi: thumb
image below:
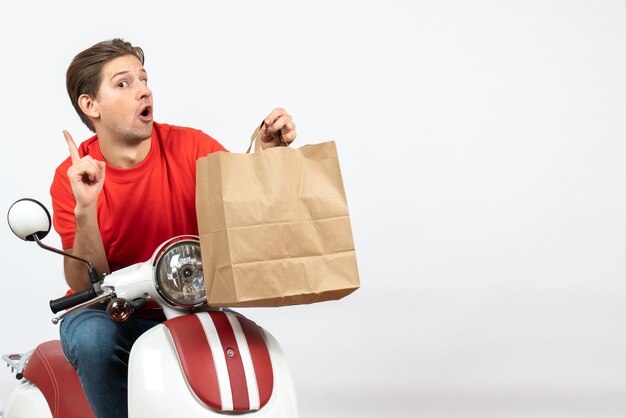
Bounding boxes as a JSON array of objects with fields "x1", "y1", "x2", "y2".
[
  {"x1": 97, "y1": 161, "x2": 106, "y2": 182},
  {"x1": 260, "y1": 123, "x2": 274, "y2": 143}
]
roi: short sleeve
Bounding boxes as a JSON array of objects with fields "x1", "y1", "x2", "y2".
[{"x1": 196, "y1": 130, "x2": 228, "y2": 157}]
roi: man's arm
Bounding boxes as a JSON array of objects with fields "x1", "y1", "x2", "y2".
[
  {"x1": 64, "y1": 205, "x2": 110, "y2": 290},
  {"x1": 62, "y1": 131, "x2": 110, "y2": 290}
]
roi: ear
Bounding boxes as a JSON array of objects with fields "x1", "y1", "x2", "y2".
[{"x1": 78, "y1": 94, "x2": 100, "y2": 120}]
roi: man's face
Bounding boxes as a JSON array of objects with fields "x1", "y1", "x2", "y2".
[{"x1": 92, "y1": 54, "x2": 153, "y2": 143}]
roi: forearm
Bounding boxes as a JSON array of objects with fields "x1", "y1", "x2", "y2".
[{"x1": 64, "y1": 204, "x2": 110, "y2": 291}]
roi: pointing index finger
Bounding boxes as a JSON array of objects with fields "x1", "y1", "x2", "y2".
[{"x1": 63, "y1": 130, "x2": 80, "y2": 164}]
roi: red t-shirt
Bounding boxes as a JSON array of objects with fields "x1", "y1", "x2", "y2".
[{"x1": 50, "y1": 122, "x2": 226, "y2": 272}]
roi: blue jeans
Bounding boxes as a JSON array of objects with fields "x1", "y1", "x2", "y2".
[{"x1": 60, "y1": 306, "x2": 163, "y2": 418}]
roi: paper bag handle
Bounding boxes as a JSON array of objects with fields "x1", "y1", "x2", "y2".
[{"x1": 246, "y1": 121, "x2": 288, "y2": 154}]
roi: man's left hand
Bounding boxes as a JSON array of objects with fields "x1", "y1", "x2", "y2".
[{"x1": 260, "y1": 108, "x2": 296, "y2": 149}]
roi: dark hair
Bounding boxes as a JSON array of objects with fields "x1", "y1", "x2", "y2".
[{"x1": 66, "y1": 39, "x2": 144, "y2": 131}]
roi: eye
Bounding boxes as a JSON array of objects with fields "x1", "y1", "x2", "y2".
[
  {"x1": 141, "y1": 79, "x2": 148, "y2": 85},
  {"x1": 117, "y1": 81, "x2": 128, "y2": 88}
]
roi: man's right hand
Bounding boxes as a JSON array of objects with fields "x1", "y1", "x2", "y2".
[{"x1": 63, "y1": 130, "x2": 106, "y2": 210}]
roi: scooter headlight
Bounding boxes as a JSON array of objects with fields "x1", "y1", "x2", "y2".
[{"x1": 154, "y1": 238, "x2": 206, "y2": 307}]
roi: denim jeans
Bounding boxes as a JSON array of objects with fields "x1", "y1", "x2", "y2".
[{"x1": 59, "y1": 306, "x2": 163, "y2": 418}]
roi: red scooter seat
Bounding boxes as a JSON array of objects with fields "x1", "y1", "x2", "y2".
[{"x1": 23, "y1": 340, "x2": 95, "y2": 418}]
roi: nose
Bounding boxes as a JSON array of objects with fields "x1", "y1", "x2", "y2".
[{"x1": 136, "y1": 81, "x2": 152, "y2": 101}]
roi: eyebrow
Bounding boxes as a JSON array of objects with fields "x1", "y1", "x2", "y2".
[{"x1": 110, "y1": 69, "x2": 148, "y2": 81}]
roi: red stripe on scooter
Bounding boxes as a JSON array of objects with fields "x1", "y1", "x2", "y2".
[
  {"x1": 165, "y1": 315, "x2": 222, "y2": 410},
  {"x1": 209, "y1": 311, "x2": 250, "y2": 411},
  {"x1": 237, "y1": 315, "x2": 274, "y2": 408}
]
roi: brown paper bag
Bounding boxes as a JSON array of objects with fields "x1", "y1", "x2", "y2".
[{"x1": 195, "y1": 127, "x2": 359, "y2": 307}]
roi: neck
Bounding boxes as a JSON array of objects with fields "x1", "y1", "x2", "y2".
[{"x1": 98, "y1": 133, "x2": 153, "y2": 169}]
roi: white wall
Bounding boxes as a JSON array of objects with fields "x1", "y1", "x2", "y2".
[{"x1": 1, "y1": 1, "x2": 625, "y2": 417}]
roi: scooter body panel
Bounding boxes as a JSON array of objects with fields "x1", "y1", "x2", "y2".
[
  {"x1": 128, "y1": 320, "x2": 298, "y2": 417},
  {"x1": 2, "y1": 379, "x2": 52, "y2": 418}
]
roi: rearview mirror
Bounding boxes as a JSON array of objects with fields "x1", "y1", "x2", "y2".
[{"x1": 7, "y1": 198, "x2": 51, "y2": 241}]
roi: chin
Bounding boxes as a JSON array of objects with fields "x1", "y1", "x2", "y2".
[{"x1": 134, "y1": 123, "x2": 154, "y2": 140}]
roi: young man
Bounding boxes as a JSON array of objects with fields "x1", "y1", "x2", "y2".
[{"x1": 50, "y1": 39, "x2": 297, "y2": 418}]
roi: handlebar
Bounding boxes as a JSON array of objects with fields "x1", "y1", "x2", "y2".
[{"x1": 49, "y1": 288, "x2": 98, "y2": 314}]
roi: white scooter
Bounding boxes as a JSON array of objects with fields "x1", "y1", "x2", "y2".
[{"x1": 2, "y1": 198, "x2": 298, "y2": 418}]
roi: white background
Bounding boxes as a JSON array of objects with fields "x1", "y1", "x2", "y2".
[{"x1": 1, "y1": 1, "x2": 625, "y2": 417}]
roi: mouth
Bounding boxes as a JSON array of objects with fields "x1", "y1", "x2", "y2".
[{"x1": 138, "y1": 105, "x2": 153, "y2": 123}]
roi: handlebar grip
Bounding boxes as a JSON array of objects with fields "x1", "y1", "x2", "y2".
[{"x1": 50, "y1": 288, "x2": 97, "y2": 314}]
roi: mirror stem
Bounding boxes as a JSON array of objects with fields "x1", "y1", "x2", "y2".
[{"x1": 32, "y1": 234, "x2": 100, "y2": 284}]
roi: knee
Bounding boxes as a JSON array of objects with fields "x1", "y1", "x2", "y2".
[{"x1": 60, "y1": 309, "x2": 127, "y2": 366}]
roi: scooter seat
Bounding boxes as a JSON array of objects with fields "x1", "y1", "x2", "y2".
[{"x1": 23, "y1": 340, "x2": 95, "y2": 418}]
